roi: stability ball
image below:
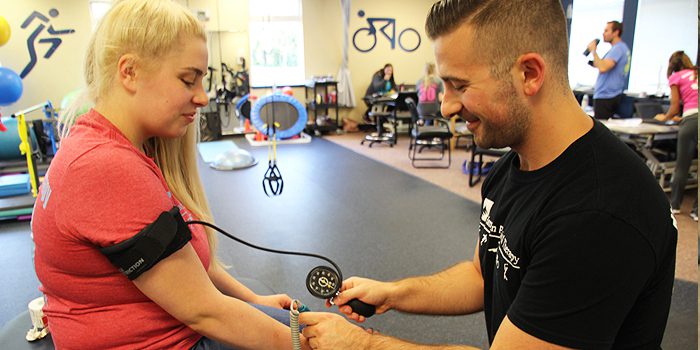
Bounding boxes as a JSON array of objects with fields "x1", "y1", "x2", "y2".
[
  {"x1": 0, "y1": 67, "x2": 23, "y2": 106},
  {"x1": 0, "y1": 16, "x2": 10, "y2": 47}
]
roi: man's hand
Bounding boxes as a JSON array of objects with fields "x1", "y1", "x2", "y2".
[
  {"x1": 300, "y1": 312, "x2": 371, "y2": 350},
  {"x1": 252, "y1": 293, "x2": 292, "y2": 309},
  {"x1": 327, "y1": 277, "x2": 394, "y2": 322},
  {"x1": 587, "y1": 39, "x2": 598, "y2": 53}
]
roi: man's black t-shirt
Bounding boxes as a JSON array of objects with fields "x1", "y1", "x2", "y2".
[{"x1": 479, "y1": 119, "x2": 677, "y2": 349}]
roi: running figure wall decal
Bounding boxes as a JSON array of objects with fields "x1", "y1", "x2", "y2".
[{"x1": 20, "y1": 8, "x2": 75, "y2": 79}]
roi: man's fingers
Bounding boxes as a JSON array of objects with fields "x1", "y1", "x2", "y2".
[
  {"x1": 339, "y1": 278, "x2": 355, "y2": 293},
  {"x1": 334, "y1": 288, "x2": 362, "y2": 306},
  {"x1": 301, "y1": 324, "x2": 316, "y2": 339},
  {"x1": 298, "y1": 311, "x2": 324, "y2": 326}
]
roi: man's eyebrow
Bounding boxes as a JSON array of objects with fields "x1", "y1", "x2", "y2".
[{"x1": 441, "y1": 75, "x2": 469, "y2": 84}]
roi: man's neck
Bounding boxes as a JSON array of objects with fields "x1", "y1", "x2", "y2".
[
  {"x1": 611, "y1": 36, "x2": 622, "y2": 45},
  {"x1": 515, "y1": 91, "x2": 594, "y2": 171}
]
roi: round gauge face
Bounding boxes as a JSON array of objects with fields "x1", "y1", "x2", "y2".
[{"x1": 306, "y1": 266, "x2": 340, "y2": 298}]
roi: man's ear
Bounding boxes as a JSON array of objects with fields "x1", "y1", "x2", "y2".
[
  {"x1": 516, "y1": 53, "x2": 545, "y2": 97},
  {"x1": 117, "y1": 54, "x2": 139, "y2": 93}
]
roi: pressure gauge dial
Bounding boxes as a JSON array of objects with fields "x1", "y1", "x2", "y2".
[{"x1": 306, "y1": 265, "x2": 340, "y2": 298}]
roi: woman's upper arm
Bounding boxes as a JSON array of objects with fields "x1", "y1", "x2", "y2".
[
  {"x1": 132, "y1": 243, "x2": 223, "y2": 326},
  {"x1": 57, "y1": 148, "x2": 172, "y2": 244},
  {"x1": 669, "y1": 85, "x2": 681, "y2": 110}
]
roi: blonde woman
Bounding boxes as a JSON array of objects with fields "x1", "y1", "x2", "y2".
[
  {"x1": 415, "y1": 62, "x2": 444, "y2": 117},
  {"x1": 32, "y1": 1, "x2": 309, "y2": 349}
]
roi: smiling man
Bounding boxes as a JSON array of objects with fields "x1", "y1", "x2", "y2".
[{"x1": 299, "y1": 1, "x2": 677, "y2": 349}]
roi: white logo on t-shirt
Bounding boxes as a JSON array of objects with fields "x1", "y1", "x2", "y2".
[
  {"x1": 39, "y1": 170, "x2": 52, "y2": 209},
  {"x1": 481, "y1": 197, "x2": 521, "y2": 281}
]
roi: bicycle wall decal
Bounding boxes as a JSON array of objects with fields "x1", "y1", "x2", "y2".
[{"x1": 352, "y1": 10, "x2": 421, "y2": 53}]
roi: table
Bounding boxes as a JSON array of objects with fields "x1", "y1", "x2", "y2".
[
  {"x1": 601, "y1": 119, "x2": 697, "y2": 192},
  {"x1": 361, "y1": 91, "x2": 418, "y2": 147}
]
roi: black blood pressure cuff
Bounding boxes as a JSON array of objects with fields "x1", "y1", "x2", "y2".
[{"x1": 99, "y1": 206, "x2": 192, "y2": 280}]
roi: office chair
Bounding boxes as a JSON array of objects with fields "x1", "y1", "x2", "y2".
[
  {"x1": 406, "y1": 98, "x2": 452, "y2": 168},
  {"x1": 361, "y1": 98, "x2": 395, "y2": 147}
]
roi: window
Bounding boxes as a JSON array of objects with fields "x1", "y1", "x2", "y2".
[
  {"x1": 567, "y1": 0, "x2": 624, "y2": 89},
  {"x1": 89, "y1": 0, "x2": 112, "y2": 30},
  {"x1": 248, "y1": 0, "x2": 306, "y2": 87},
  {"x1": 627, "y1": 0, "x2": 698, "y2": 95}
]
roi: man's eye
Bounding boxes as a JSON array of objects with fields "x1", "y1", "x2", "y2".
[
  {"x1": 453, "y1": 84, "x2": 467, "y2": 92},
  {"x1": 181, "y1": 79, "x2": 195, "y2": 86}
]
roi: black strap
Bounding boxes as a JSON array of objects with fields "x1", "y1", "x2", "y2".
[{"x1": 99, "y1": 207, "x2": 192, "y2": 280}]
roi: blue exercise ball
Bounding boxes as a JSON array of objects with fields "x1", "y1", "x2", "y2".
[{"x1": 0, "y1": 67, "x2": 22, "y2": 106}]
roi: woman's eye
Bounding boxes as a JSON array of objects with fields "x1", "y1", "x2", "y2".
[{"x1": 181, "y1": 79, "x2": 195, "y2": 87}]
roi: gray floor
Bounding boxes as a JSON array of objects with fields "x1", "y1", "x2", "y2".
[{"x1": 0, "y1": 136, "x2": 696, "y2": 349}]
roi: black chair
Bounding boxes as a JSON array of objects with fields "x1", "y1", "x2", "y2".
[
  {"x1": 449, "y1": 115, "x2": 474, "y2": 153},
  {"x1": 406, "y1": 98, "x2": 452, "y2": 168},
  {"x1": 634, "y1": 102, "x2": 665, "y2": 119},
  {"x1": 468, "y1": 146, "x2": 509, "y2": 187},
  {"x1": 392, "y1": 91, "x2": 419, "y2": 139}
]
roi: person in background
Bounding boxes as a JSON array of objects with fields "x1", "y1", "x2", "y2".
[
  {"x1": 299, "y1": 0, "x2": 676, "y2": 349},
  {"x1": 415, "y1": 62, "x2": 445, "y2": 118},
  {"x1": 365, "y1": 63, "x2": 397, "y2": 97},
  {"x1": 588, "y1": 20, "x2": 631, "y2": 119},
  {"x1": 362, "y1": 63, "x2": 398, "y2": 123},
  {"x1": 655, "y1": 50, "x2": 698, "y2": 221},
  {"x1": 32, "y1": 1, "x2": 309, "y2": 349}
]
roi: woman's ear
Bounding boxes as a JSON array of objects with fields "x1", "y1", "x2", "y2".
[
  {"x1": 516, "y1": 53, "x2": 545, "y2": 97},
  {"x1": 117, "y1": 54, "x2": 139, "y2": 93}
]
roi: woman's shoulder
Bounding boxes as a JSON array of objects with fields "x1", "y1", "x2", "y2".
[
  {"x1": 669, "y1": 69, "x2": 696, "y2": 81},
  {"x1": 57, "y1": 136, "x2": 159, "y2": 191}
]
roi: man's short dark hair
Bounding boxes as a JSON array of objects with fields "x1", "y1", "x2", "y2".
[
  {"x1": 425, "y1": 0, "x2": 570, "y2": 87},
  {"x1": 608, "y1": 21, "x2": 623, "y2": 36}
]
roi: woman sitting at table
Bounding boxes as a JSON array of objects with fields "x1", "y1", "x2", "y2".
[
  {"x1": 365, "y1": 63, "x2": 397, "y2": 97},
  {"x1": 362, "y1": 63, "x2": 397, "y2": 122}
]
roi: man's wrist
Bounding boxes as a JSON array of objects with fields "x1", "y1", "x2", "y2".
[{"x1": 384, "y1": 280, "x2": 403, "y2": 310}]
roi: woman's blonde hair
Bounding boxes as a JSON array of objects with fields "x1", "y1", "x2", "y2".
[
  {"x1": 422, "y1": 62, "x2": 436, "y2": 90},
  {"x1": 61, "y1": 0, "x2": 220, "y2": 255}
]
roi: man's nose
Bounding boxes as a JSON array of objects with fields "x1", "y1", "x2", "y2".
[{"x1": 441, "y1": 89, "x2": 462, "y2": 118}]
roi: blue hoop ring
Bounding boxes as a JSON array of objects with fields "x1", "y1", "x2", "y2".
[
  {"x1": 236, "y1": 94, "x2": 249, "y2": 112},
  {"x1": 250, "y1": 93, "x2": 307, "y2": 139}
]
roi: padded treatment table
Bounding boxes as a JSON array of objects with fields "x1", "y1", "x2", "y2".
[{"x1": 602, "y1": 119, "x2": 697, "y2": 192}]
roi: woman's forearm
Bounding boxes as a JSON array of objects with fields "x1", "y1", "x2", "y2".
[{"x1": 208, "y1": 261, "x2": 258, "y2": 301}]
